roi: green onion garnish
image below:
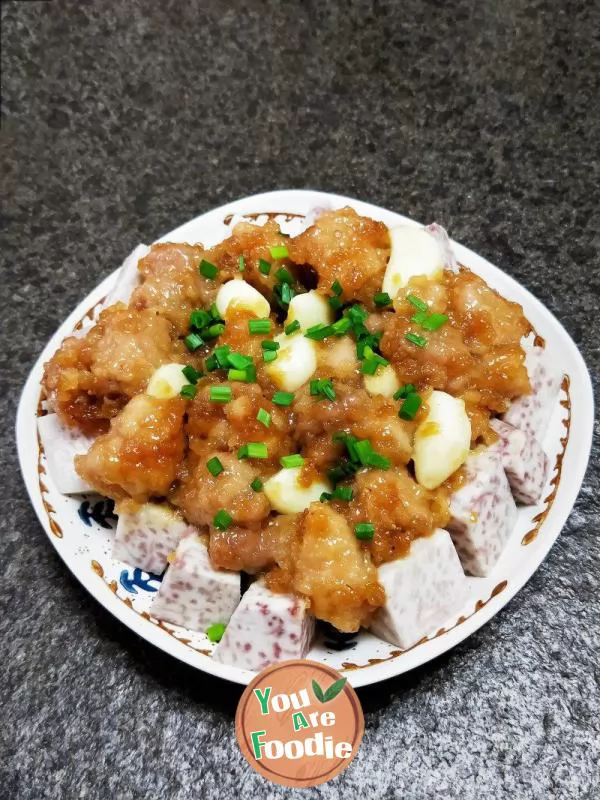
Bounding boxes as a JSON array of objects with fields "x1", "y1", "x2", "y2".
[
  {"x1": 332, "y1": 486, "x2": 353, "y2": 501},
  {"x1": 275, "y1": 266, "x2": 294, "y2": 284},
  {"x1": 209, "y1": 303, "x2": 222, "y2": 320},
  {"x1": 228, "y1": 368, "x2": 247, "y2": 382},
  {"x1": 184, "y1": 333, "x2": 204, "y2": 352},
  {"x1": 270, "y1": 245, "x2": 289, "y2": 260},
  {"x1": 205, "y1": 354, "x2": 218, "y2": 371},
  {"x1": 399, "y1": 393, "x2": 422, "y2": 420},
  {"x1": 420, "y1": 313, "x2": 448, "y2": 331},
  {"x1": 250, "y1": 477, "x2": 263, "y2": 491},
  {"x1": 213, "y1": 509, "x2": 233, "y2": 530},
  {"x1": 206, "y1": 623, "x2": 226, "y2": 643},
  {"x1": 190, "y1": 309, "x2": 211, "y2": 330},
  {"x1": 214, "y1": 345, "x2": 232, "y2": 367},
  {"x1": 258, "y1": 259, "x2": 271, "y2": 275},
  {"x1": 272, "y1": 391, "x2": 294, "y2": 406},
  {"x1": 180, "y1": 384, "x2": 197, "y2": 399},
  {"x1": 374, "y1": 292, "x2": 392, "y2": 307},
  {"x1": 238, "y1": 255, "x2": 245, "y2": 272},
  {"x1": 328, "y1": 296, "x2": 343, "y2": 311},
  {"x1": 320, "y1": 492, "x2": 332, "y2": 502},
  {"x1": 207, "y1": 457, "x2": 224, "y2": 477},
  {"x1": 355, "y1": 522, "x2": 375, "y2": 540},
  {"x1": 200, "y1": 260, "x2": 219, "y2": 280},
  {"x1": 263, "y1": 350, "x2": 278, "y2": 363},
  {"x1": 310, "y1": 378, "x2": 336, "y2": 401},
  {"x1": 393, "y1": 384, "x2": 416, "y2": 401},
  {"x1": 407, "y1": 294, "x2": 428, "y2": 312},
  {"x1": 248, "y1": 319, "x2": 272, "y2": 335},
  {"x1": 280, "y1": 283, "x2": 293, "y2": 305},
  {"x1": 227, "y1": 352, "x2": 253, "y2": 370},
  {"x1": 331, "y1": 317, "x2": 351, "y2": 336},
  {"x1": 261, "y1": 339, "x2": 280, "y2": 351},
  {"x1": 203, "y1": 323, "x2": 225, "y2": 339},
  {"x1": 257, "y1": 408, "x2": 271, "y2": 428},
  {"x1": 304, "y1": 323, "x2": 333, "y2": 341},
  {"x1": 285, "y1": 320, "x2": 301, "y2": 335},
  {"x1": 331, "y1": 280, "x2": 343, "y2": 296},
  {"x1": 405, "y1": 332, "x2": 427, "y2": 348},
  {"x1": 210, "y1": 386, "x2": 232, "y2": 403},
  {"x1": 182, "y1": 365, "x2": 202, "y2": 384},
  {"x1": 280, "y1": 454, "x2": 305, "y2": 468},
  {"x1": 238, "y1": 442, "x2": 268, "y2": 460}
]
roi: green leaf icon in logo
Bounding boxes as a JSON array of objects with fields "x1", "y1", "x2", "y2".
[{"x1": 312, "y1": 677, "x2": 347, "y2": 703}]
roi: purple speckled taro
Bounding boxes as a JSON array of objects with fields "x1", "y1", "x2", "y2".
[
  {"x1": 448, "y1": 449, "x2": 518, "y2": 577},
  {"x1": 112, "y1": 502, "x2": 190, "y2": 575},
  {"x1": 151, "y1": 533, "x2": 240, "y2": 630},
  {"x1": 212, "y1": 581, "x2": 315, "y2": 671},
  {"x1": 37, "y1": 413, "x2": 94, "y2": 495},
  {"x1": 503, "y1": 345, "x2": 562, "y2": 440},
  {"x1": 370, "y1": 529, "x2": 469, "y2": 649},
  {"x1": 489, "y1": 419, "x2": 549, "y2": 505}
]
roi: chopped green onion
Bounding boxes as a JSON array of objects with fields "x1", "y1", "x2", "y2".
[
  {"x1": 309, "y1": 378, "x2": 336, "y2": 401},
  {"x1": 405, "y1": 332, "x2": 427, "y2": 348},
  {"x1": 182, "y1": 365, "x2": 202, "y2": 384},
  {"x1": 248, "y1": 319, "x2": 272, "y2": 335},
  {"x1": 332, "y1": 486, "x2": 353, "y2": 501},
  {"x1": 331, "y1": 280, "x2": 343, "y2": 296},
  {"x1": 206, "y1": 623, "x2": 226, "y2": 643},
  {"x1": 309, "y1": 380, "x2": 320, "y2": 396},
  {"x1": 304, "y1": 323, "x2": 333, "y2": 341},
  {"x1": 411, "y1": 310, "x2": 428, "y2": 326},
  {"x1": 328, "y1": 296, "x2": 343, "y2": 311},
  {"x1": 366, "y1": 452, "x2": 391, "y2": 469},
  {"x1": 238, "y1": 442, "x2": 268, "y2": 459},
  {"x1": 285, "y1": 320, "x2": 301, "y2": 335},
  {"x1": 399, "y1": 393, "x2": 422, "y2": 420},
  {"x1": 244, "y1": 365, "x2": 257, "y2": 383},
  {"x1": 270, "y1": 245, "x2": 289, "y2": 260},
  {"x1": 184, "y1": 332, "x2": 204, "y2": 352},
  {"x1": 355, "y1": 522, "x2": 375, "y2": 540},
  {"x1": 207, "y1": 456, "x2": 224, "y2": 477},
  {"x1": 209, "y1": 303, "x2": 222, "y2": 320},
  {"x1": 261, "y1": 339, "x2": 280, "y2": 351},
  {"x1": 420, "y1": 313, "x2": 448, "y2": 331},
  {"x1": 361, "y1": 358, "x2": 380, "y2": 375},
  {"x1": 272, "y1": 391, "x2": 294, "y2": 406},
  {"x1": 280, "y1": 454, "x2": 305, "y2": 468},
  {"x1": 238, "y1": 255, "x2": 245, "y2": 272},
  {"x1": 331, "y1": 317, "x2": 351, "y2": 335},
  {"x1": 275, "y1": 266, "x2": 294, "y2": 284},
  {"x1": 257, "y1": 408, "x2": 271, "y2": 428},
  {"x1": 227, "y1": 352, "x2": 253, "y2": 370},
  {"x1": 200, "y1": 260, "x2": 219, "y2": 280},
  {"x1": 320, "y1": 491, "x2": 333, "y2": 502},
  {"x1": 258, "y1": 259, "x2": 271, "y2": 275},
  {"x1": 354, "y1": 439, "x2": 373, "y2": 466},
  {"x1": 214, "y1": 345, "x2": 232, "y2": 367},
  {"x1": 205, "y1": 354, "x2": 218, "y2": 371},
  {"x1": 190, "y1": 309, "x2": 211, "y2": 330},
  {"x1": 210, "y1": 386, "x2": 232, "y2": 403},
  {"x1": 250, "y1": 477, "x2": 263, "y2": 491},
  {"x1": 203, "y1": 323, "x2": 226, "y2": 339},
  {"x1": 263, "y1": 350, "x2": 278, "y2": 363},
  {"x1": 374, "y1": 292, "x2": 392, "y2": 307},
  {"x1": 407, "y1": 294, "x2": 428, "y2": 312},
  {"x1": 355, "y1": 332, "x2": 382, "y2": 360},
  {"x1": 280, "y1": 283, "x2": 293, "y2": 305},
  {"x1": 180, "y1": 384, "x2": 197, "y2": 399},
  {"x1": 393, "y1": 384, "x2": 416, "y2": 400},
  {"x1": 344, "y1": 304, "x2": 369, "y2": 325},
  {"x1": 213, "y1": 509, "x2": 233, "y2": 530},
  {"x1": 228, "y1": 368, "x2": 247, "y2": 382}
]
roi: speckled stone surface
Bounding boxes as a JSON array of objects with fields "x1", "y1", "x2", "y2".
[{"x1": 1, "y1": 1, "x2": 599, "y2": 798}]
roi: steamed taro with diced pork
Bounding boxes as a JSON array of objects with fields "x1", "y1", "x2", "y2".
[{"x1": 42, "y1": 207, "x2": 549, "y2": 640}]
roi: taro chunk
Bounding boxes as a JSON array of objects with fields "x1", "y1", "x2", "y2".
[
  {"x1": 112, "y1": 501, "x2": 189, "y2": 574},
  {"x1": 489, "y1": 418, "x2": 548, "y2": 505}
]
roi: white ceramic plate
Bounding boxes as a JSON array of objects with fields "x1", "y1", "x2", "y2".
[{"x1": 17, "y1": 190, "x2": 594, "y2": 687}]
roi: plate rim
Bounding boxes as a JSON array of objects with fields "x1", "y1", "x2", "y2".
[{"x1": 16, "y1": 189, "x2": 595, "y2": 688}]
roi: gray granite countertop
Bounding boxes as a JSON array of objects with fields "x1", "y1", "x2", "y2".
[{"x1": 1, "y1": 1, "x2": 599, "y2": 798}]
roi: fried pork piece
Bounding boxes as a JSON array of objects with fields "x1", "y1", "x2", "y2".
[
  {"x1": 131, "y1": 243, "x2": 232, "y2": 335},
  {"x1": 294, "y1": 383, "x2": 413, "y2": 469},
  {"x1": 342, "y1": 469, "x2": 451, "y2": 566},
  {"x1": 208, "y1": 514, "x2": 301, "y2": 573},
  {"x1": 288, "y1": 207, "x2": 390, "y2": 306},
  {"x1": 185, "y1": 382, "x2": 294, "y2": 465},
  {"x1": 289, "y1": 503, "x2": 385, "y2": 632},
  {"x1": 203, "y1": 219, "x2": 294, "y2": 296},
  {"x1": 174, "y1": 452, "x2": 271, "y2": 529},
  {"x1": 43, "y1": 304, "x2": 177, "y2": 433},
  {"x1": 75, "y1": 394, "x2": 186, "y2": 501}
]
